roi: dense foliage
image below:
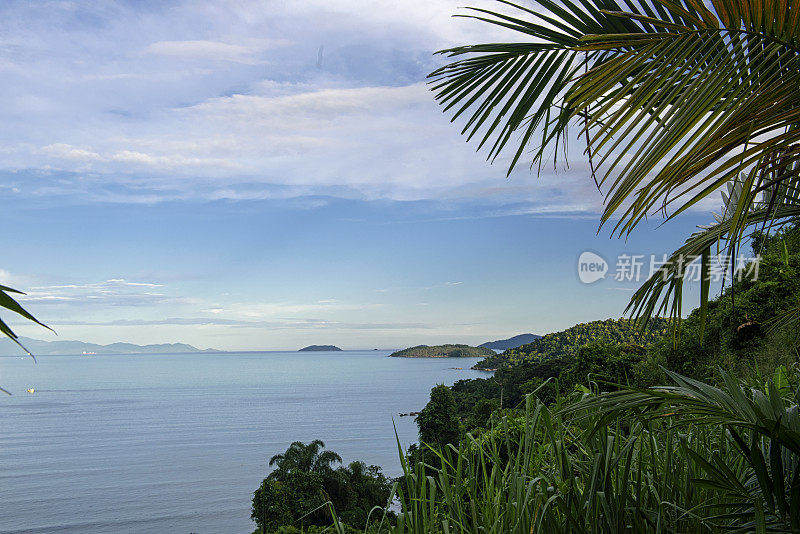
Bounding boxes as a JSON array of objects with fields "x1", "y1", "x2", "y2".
[
  {"x1": 251, "y1": 440, "x2": 393, "y2": 533},
  {"x1": 364, "y1": 229, "x2": 799, "y2": 533},
  {"x1": 383, "y1": 367, "x2": 800, "y2": 533},
  {"x1": 450, "y1": 342, "x2": 659, "y2": 428},
  {"x1": 389, "y1": 344, "x2": 494, "y2": 358},
  {"x1": 408, "y1": 385, "x2": 461, "y2": 467},
  {"x1": 415, "y1": 385, "x2": 460, "y2": 450},
  {"x1": 651, "y1": 226, "x2": 800, "y2": 381},
  {"x1": 445, "y1": 225, "x2": 800, "y2": 431},
  {"x1": 474, "y1": 318, "x2": 670, "y2": 369}
]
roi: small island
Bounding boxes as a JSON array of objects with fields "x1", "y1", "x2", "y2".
[
  {"x1": 389, "y1": 344, "x2": 495, "y2": 358},
  {"x1": 298, "y1": 345, "x2": 343, "y2": 352}
]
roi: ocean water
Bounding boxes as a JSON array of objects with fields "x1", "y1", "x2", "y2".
[{"x1": 0, "y1": 351, "x2": 488, "y2": 533}]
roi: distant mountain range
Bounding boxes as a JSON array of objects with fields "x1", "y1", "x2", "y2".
[
  {"x1": 0, "y1": 334, "x2": 540, "y2": 357},
  {"x1": 479, "y1": 334, "x2": 541, "y2": 351},
  {"x1": 0, "y1": 337, "x2": 218, "y2": 356}
]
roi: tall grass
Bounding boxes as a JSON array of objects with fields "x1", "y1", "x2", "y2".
[{"x1": 360, "y1": 368, "x2": 800, "y2": 533}]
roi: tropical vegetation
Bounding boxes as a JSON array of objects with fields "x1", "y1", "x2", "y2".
[
  {"x1": 385, "y1": 367, "x2": 800, "y2": 533},
  {"x1": 388, "y1": 344, "x2": 494, "y2": 358},
  {"x1": 251, "y1": 223, "x2": 800, "y2": 533},
  {"x1": 319, "y1": 226, "x2": 799, "y2": 533},
  {"x1": 474, "y1": 317, "x2": 669, "y2": 369},
  {"x1": 443, "y1": 225, "x2": 800, "y2": 430},
  {"x1": 251, "y1": 440, "x2": 393, "y2": 533}
]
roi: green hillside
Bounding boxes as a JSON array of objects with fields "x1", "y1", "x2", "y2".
[
  {"x1": 474, "y1": 318, "x2": 670, "y2": 369},
  {"x1": 390, "y1": 344, "x2": 495, "y2": 358}
]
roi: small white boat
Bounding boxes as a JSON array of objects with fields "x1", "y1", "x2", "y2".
[{"x1": 26, "y1": 388, "x2": 35, "y2": 394}]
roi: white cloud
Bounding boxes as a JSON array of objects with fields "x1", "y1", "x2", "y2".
[
  {"x1": 19, "y1": 279, "x2": 173, "y2": 307},
  {"x1": 213, "y1": 0, "x2": 528, "y2": 49},
  {"x1": 189, "y1": 84, "x2": 428, "y2": 118},
  {"x1": 40, "y1": 144, "x2": 242, "y2": 170},
  {"x1": 0, "y1": 0, "x2": 580, "y2": 206},
  {"x1": 0, "y1": 0, "x2": 665, "y2": 215},
  {"x1": 21, "y1": 80, "x2": 597, "y2": 207},
  {"x1": 41, "y1": 143, "x2": 103, "y2": 162}
]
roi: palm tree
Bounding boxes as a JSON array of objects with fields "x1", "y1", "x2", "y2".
[
  {"x1": 430, "y1": 0, "x2": 800, "y2": 332},
  {"x1": 268, "y1": 440, "x2": 343, "y2": 475}
]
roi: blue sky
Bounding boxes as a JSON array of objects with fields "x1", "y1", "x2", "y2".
[{"x1": 0, "y1": 0, "x2": 717, "y2": 350}]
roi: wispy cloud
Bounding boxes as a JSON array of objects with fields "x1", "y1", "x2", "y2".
[
  {"x1": 19, "y1": 279, "x2": 175, "y2": 307},
  {"x1": 0, "y1": 0, "x2": 611, "y2": 211}
]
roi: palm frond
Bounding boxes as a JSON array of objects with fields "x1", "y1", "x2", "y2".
[
  {"x1": 0, "y1": 284, "x2": 51, "y2": 394},
  {"x1": 0, "y1": 285, "x2": 52, "y2": 360},
  {"x1": 430, "y1": 0, "x2": 800, "y2": 331},
  {"x1": 627, "y1": 204, "x2": 800, "y2": 332},
  {"x1": 428, "y1": 0, "x2": 649, "y2": 174},
  {"x1": 562, "y1": 368, "x2": 800, "y2": 529}
]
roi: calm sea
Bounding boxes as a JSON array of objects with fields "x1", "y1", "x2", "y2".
[{"x1": 0, "y1": 350, "x2": 488, "y2": 533}]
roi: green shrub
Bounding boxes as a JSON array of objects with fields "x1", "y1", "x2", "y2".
[{"x1": 384, "y1": 365, "x2": 800, "y2": 533}]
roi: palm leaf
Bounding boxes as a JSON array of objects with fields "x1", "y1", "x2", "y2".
[
  {"x1": 0, "y1": 285, "x2": 52, "y2": 359},
  {"x1": 430, "y1": 0, "x2": 800, "y2": 331},
  {"x1": 0, "y1": 284, "x2": 51, "y2": 394},
  {"x1": 562, "y1": 368, "x2": 800, "y2": 529}
]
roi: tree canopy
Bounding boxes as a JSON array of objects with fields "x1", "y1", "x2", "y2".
[
  {"x1": 268, "y1": 439, "x2": 343, "y2": 475},
  {"x1": 252, "y1": 440, "x2": 393, "y2": 533},
  {"x1": 416, "y1": 384, "x2": 460, "y2": 450}
]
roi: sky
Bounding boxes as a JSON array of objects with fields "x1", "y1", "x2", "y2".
[{"x1": 0, "y1": 0, "x2": 720, "y2": 350}]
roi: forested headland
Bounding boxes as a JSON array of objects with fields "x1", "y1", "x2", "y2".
[{"x1": 388, "y1": 344, "x2": 494, "y2": 358}]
